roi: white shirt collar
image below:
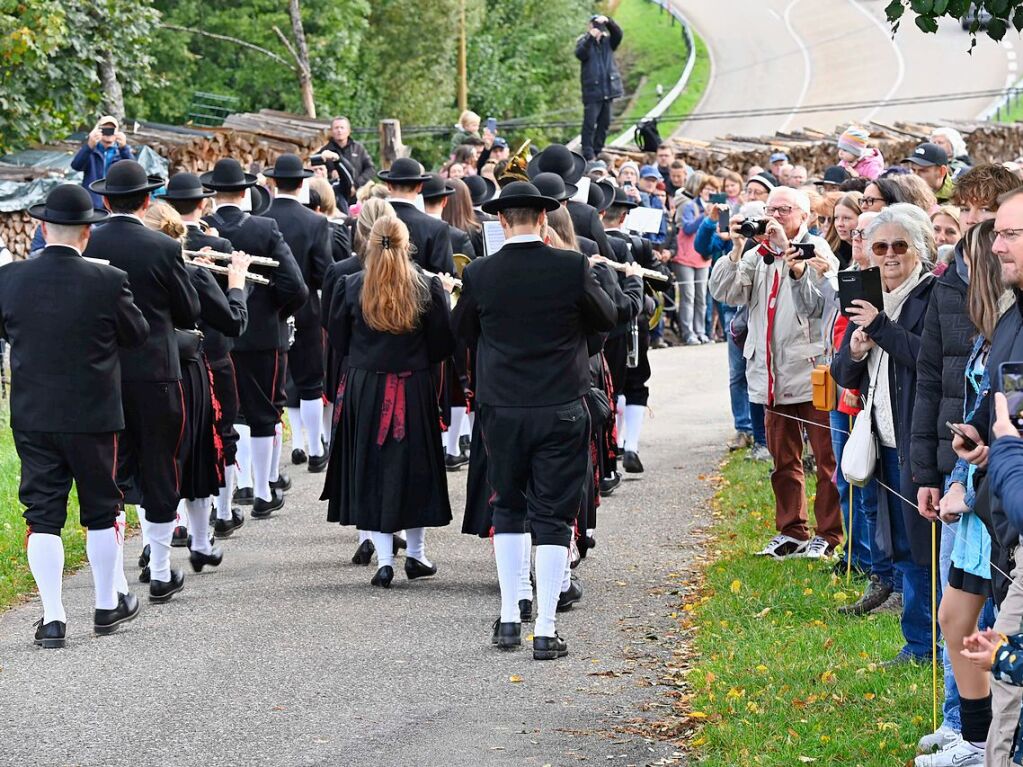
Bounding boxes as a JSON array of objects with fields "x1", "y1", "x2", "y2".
[
  {"x1": 275, "y1": 192, "x2": 303, "y2": 203},
  {"x1": 504, "y1": 234, "x2": 542, "y2": 245},
  {"x1": 109, "y1": 212, "x2": 143, "y2": 223}
]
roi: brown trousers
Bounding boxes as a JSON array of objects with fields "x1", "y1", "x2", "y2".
[{"x1": 765, "y1": 402, "x2": 843, "y2": 546}]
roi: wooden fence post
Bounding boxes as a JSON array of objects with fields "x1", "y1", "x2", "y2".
[{"x1": 379, "y1": 119, "x2": 409, "y2": 169}]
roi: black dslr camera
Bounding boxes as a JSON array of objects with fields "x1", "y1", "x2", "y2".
[{"x1": 737, "y1": 218, "x2": 768, "y2": 238}]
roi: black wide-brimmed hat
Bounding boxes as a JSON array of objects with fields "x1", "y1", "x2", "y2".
[
  {"x1": 200, "y1": 158, "x2": 259, "y2": 191},
  {"x1": 592, "y1": 179, "x2": 616, "y2": 212},
  {"x1": 481, "y1": 181, "x2": 560, "y2": 215},
  {"x1": 527, "y1": 144, "x2": 586, "y2": 185},
  {"x1": 262, "y1": 153, "x2": 314, "y2": 180},
  {"x1": 29, "y1": 183, "x2": 109, "y2": 225},
  {"x1": 531, "y1": 172, "x2": 577, "y2": 202},
  {"x1": 89, "y1": 160, "x2": 164, "y2": 197},
  {"x1": 606, "y1": 186, "x2": 639, "y2": 210},
  {"x1": 464, "y1": 174, "x2": 496, "y2": 207},
  {"x1": 377, "y1": 157, "x2": 431, "y2": 184},
  {"x1": 421, "y1": 173, "x2": 455, "y2": 200},
  {"x1": 157, "y1": 172, "x2": 216, "y2": 201},
  {"x1": 250, "y1": 184, "x2": 271, "y2": 216}
]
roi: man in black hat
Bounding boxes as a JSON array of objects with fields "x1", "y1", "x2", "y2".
[
  {"x1": 2, "y1": 183, "x2": 149, "y2": 647},
  {"x1": 201, "y1": 158, "x2": 309, "y2": 519},
  {"x1": 85, "y1": 159, "x2": 201, "y2": 603},
  {"x1": 263, "y1": 154, "x2": 333, "y2": 474},
  {"x1": 421, "y1": 173, "x2": 476, "y2": 259},
  {"x1": 380, "y1": 158, "x2": 455, "y2": 274},
  {"x1": 903, "y1": 141, "x2": 955, "y2": 202},
  {"x1": 452, "y1": 181, "x2": 618, "y2": 661},
  {"x1": 575, "y1": 14, "x2": 623, "y2": 160}
]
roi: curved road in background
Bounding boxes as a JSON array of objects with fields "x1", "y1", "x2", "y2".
[{"x1": 675, "y1": 0, "x2": 1015, "y2": 141}]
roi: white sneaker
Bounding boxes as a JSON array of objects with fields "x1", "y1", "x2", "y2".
[
  {"x1": 754, "y1": 534, "x2": 809, "y2": 560},
  {"x1": 914, "y1": 736, "x2": 983, "y2": 766},
  {"x1": 802, "y1": 535, "x2": 832, "y2": 560},
  {"x1": 918, "y1": 726, "x2": 959, "y2": 753}
]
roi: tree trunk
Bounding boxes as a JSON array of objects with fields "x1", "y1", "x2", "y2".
[
  {"x1": 288, "y1": 0, "x2": 316, "y2": 118},
  {"x1": 98, "y1": 54, "x2": 125, "y2": 122}
]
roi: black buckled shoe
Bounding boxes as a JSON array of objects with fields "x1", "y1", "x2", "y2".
[
  {"x1": 533, "y1": 633, "x2": 569, "y2": 660},
  {"x1": 252, "y1": 489, "x2": 284, "y2": 518},
  {"x1": 189, "y1": 545, "x2": 224, "y2": 573},
  {"x1": 404, "y1": 557, "x2": 437, "y2": 580},
  {"x1": 139, "y1": 565, "x2": 151, "y2": 583},
  {"x1": 622, "y1": 451, "x2": 644, "y2": 474},
  {"x1": 557, "y1": 579, "x2": 583, "y2": 612},
  {"x1": 291, "y1": 448, "x2": 307, "y2": 465},
  {"x1": 307, "y1": 452, "x2": 329, "y2": 473},
  {"x1": 445, "y1": 453, "x2": 469, "y2": 471},
  {"x1": 519, "y1": 599, "x2": 533, "y2": 623},
  {"x1": 233, "y1": 487, "x2": 254, "y2": 506},
  {"x1": 149, "y1": 569, "x2": 185, "y2": 603},
  {"x1": 138, "y1": 543, "x2": 150, "y2": 569},
  {"x1": 213, "y1": 510, "x2": 245, "y2": 539},
  {"x1": 492, "y1": 619, "x2": 521, "y2": 649},
  {"x1": 171, "y1": 525, "x2": 189, "y2": 548},
  {"x1": 34, "y1": 618, "x2": 66, "y2": 648},
  {"x1": 599, "y1": 472, "x2": 622, "y2": 497},
  {"x1": 270, "y1": 472, "x2": 291, "y2": 492},
  {"x1": 371, "y1": 565, "x2": 394, "y2": 588},
  {"x1": 351, "y1": 539, "x2": 375, "y2": 565},
  {"x1": 94, "y1": 593, "x2": 140, "y2": 635},
  {"x1": 393, "y1": 535, "x2": 407, "y2": 554}
]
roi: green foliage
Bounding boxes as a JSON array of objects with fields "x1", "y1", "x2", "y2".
[{"x1": 887, "y1": 0, "x2": 1023, "y2": 42}]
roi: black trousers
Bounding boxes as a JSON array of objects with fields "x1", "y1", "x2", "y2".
[
  {"x1": 119, "y1": 380, "x2": 186, "y2": 523},
  {"x1": 581, "y1": 99, "x2": 613, "y2": 160},
  {"x1": 624, "y1": 322, "x2": 651, "y2": 407},
  {"x1": 232, "y1": 349, "x2": 287, "y2": 438},
  {"x1": 604, "y1": 333, "x2": 628, "y2": 398},
  {"x1": 15, "y1": 430, "x2": 121, "y2": 535},
  {"x1": 478, "y1": 399, "x2": 590, "y2": 547},
  {"x1": 208, "y1": 354, "x2": 239, "y2": 466},
  {"x1": 287, "y1": 324, "x2": 324, "y2": 402}
]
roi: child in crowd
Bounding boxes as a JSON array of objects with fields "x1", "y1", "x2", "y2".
[
  {"x1": 451, "y1": 110, "x2": 481, "y2": 150},
  {"x1": 836, "y1": 126, "x2": 885, "y2": 181}
]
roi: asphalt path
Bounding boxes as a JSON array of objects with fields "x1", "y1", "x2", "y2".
[
  {"x1": 676, "y1": 0, "x2": 1014, "y2": 140},
  {"x1": 0, "y1": 342, "x2": 732, "y2": 767}
]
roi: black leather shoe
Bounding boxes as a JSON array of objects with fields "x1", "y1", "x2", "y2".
[
  {"x1": 189, "y1": 546, "x2": 224, "y2": 573},
  {"x1": 492, "y1": 618, "x2": 521, "y2": 649},
  {"x1": 371, "y1": 565, "x2": 394, "y2": 588},
  {"x1": 351, "y1": 539, "x2": 375, "y2": 565},
  {"x1": 445, "y1": 453, "x2": 469, "y2": 471},
  {"x1": 557, "y1": 579, "x2": 583, "y2": 612},
  {"x1": 622, "y1": 451, "x2": 644, "y2": 474},
  {"x1": 270, "y1": 472, "x2": 292, "y2": 492},
  {"x1": 149, "y1": 569, "x2": 185, "y2": 603},
  {"x1": 233, "y1": 487, "x2": 254, "y2": 506},
  {"x1": 599, "y1": 472, "x2": 622, "y2": 496},
  {"x1": 533, "y1": 633, "x2": 569, "y2": 660},
  {"x1": 291, "y1": 448, "x2": 307, "y2": 465},
  {"x1": 252, "y1": 489, "x2": 284, "y2": 518},
  {"x1": 94, "y1": 593, "x2": 140, "y2": 635},
  {"x1": 404, "y1": 557, "x2": 437, "y2": 580},
  {"x1": 139, "y1": 565, "x2": 151, "y2": 583},
  {"x1": 307, "y1": 452, "x2": 328, "y2": 473},
  {"x1": 138, "y1": 543, "x2": 150, "y2": 569},
  {"x1": 34, "y1": 618, "x2": 66, "y2": 648},
  {"x1": 171, "y1": 525, "x2": 189, "y2": 548},
  {"x1": 393, "y1": 535, "x2": 407, "y2": 554},
  {"x1": 519, "y1": 599, "x2": 533, "y2": 622},
  {"x1": 213, "y1": 510, "x2": 245, "y2": 538}
]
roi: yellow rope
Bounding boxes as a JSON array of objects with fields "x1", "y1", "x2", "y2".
[{"x1": 931, "y1": 521, "x2": 938, "y2": 733}]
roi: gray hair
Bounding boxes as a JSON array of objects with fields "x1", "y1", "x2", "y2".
[
  {"x1": 930, "y1": 127, "x2": 968, "y2": 159},
  {"x1": 863, "y1": 203, "x2": 936, "y2": 267},
  {"x1": 767, "y1": 186, "x2": 811, "y2": 213},
  {"x1": 43, "y1": 222, "x2": 88, "y2": 245}
]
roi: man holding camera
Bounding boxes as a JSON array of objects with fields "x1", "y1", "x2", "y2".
[
  {"x1": 71, "y1": 116, "x2": 134, "y2": 211},
  {"x1": 575, "y1": 14, "x2": 624, "y2": 161},
  {"x1": 709, "y1": 187, "x2": 843, "y2": 560}
]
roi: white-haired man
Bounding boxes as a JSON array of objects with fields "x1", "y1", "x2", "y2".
[{"x1": 709, "y1": 187, "x2": 843, "y2": 560}]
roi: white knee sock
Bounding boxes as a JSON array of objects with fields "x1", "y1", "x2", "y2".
[
  {"x1": 251, "y1": 436, "x2": 274, "y2": 502},
  {"x1": 534, "y1": 545, "x2": 568, "y2": 638},
  {"x1": 86, "y1": 527, "x2": 119, "y2": 610},
  {"x1": 517, "y1": 534, "x2": 533, "y2": 602},
  {"x1": 624, "y1": 404, "x2": 646, "y2": 453},
  {"x1": 446, "y1": 407, "x2": 466, "y2": 456},
  {"x1": 235, "y1": 424, "x2": 253, "y2": 489},
  {"x1": 301, "y1": 398, "x2": 324, "y2": 457},
  {"x1": 138, "y1": 505, "x2": 151, "y2": 548},
  {"x1": 615, "y1": 395, "x2": 626, "y2": 449},
  {"x1": 27, "y1": 533, "x2": 66, "y2": 623},
  {"x1": 562, "y1": 553, "x2": 573, "y2": 592},
  {"x1": 185, "y1": 499, "x2": 213, "y2": 554},
  {"x1": 494, "y1": 533, "x2": 527, "y2": 623},
  {"x1": 286, "y1": 407, "x2": 305, "y2": 453},
  {"x1": 175, "y1": 498, "x2": 188, "y2": 531},
  {"x1": 148, "y1": 521, "x2": 176, "y2": 583},
  {"x1": 370, "y1": 531, "x2": 395, "y2": 568},
  {"x1": 270, "y1": 422, "x2": 283, "y2": 482},
  {"x1": 113, "y1": 509, "x2": 129, "y2": 595},
  {"x1": 358, "y1": 529, "x2": 370, "y2": 544},
  {"x1": 215, "y1": 464, "x2": 235, "y2": 521},
  {"x1": 405, "y1": 527, "x2": 431, "y2": 566}
]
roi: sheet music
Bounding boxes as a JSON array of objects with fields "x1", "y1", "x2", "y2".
[
  {"x1": 483, "y1": 221, "x2": 506, "y2": 256},
  {"x1": 570, "y1": 176, "x2": 591, "y2": 203},
  {"x1": 624, "y1": 206, "x2": 664, "y2": 234}
]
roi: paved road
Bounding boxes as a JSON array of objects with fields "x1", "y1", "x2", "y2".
[
  {"x1": 0, "y1": 343, "x2": 732, "y2": 767},
  {"x1": 676, "y1": 0, "x2": 1014, "y2": 140}
]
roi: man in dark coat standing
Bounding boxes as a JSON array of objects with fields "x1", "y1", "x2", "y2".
[
  {"x1": 381, "y1": 158, "x2": 455, "y2": 274},
  {"x1": 1, "y1": 184, "x2": 149, "y2": 647},
  {"x1": 86, "y1": 160, "x2": 201, "y2": 604},
  {"x1": 317, "y1": 116, "x2": 377, "y2": 191},
  {"x1": 263, "y1": 154, "x2": 333, "y2": 474},
  {"x1": 575, "y1": 14, "x2": 624, "y2": 160},
  {"x1": 453, "y1": 182, "x2": 618, "y2": 661}
]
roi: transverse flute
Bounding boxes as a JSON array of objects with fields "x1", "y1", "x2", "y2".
[
  {"x1": 594, "y1": 258, "x2": 670, "y2": 283},
  {"x1": 184, "y1": 258, "x2": 269, "y2": 285},
  {"x1": 422, "y1": 270, "x2": 462, "y2": 289},
  {"x1": 182, "y1": 250, "x2": 279, "y2": 268}
]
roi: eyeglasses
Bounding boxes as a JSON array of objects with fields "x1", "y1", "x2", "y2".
[
  {"x1": 850, "y1": 229, "x2": 866, "y2": 240},
  {"x1": 765, "y1": 205, "x2": 794, "y2": 216},
  {"x1": 817, "y1": 215, "x2": 832, "y2": 226},
  {"x1": 861, "y1": 196, "x2": 883, "y2": 208},
  {"x1": 995, "y1": 228, "x2": 1023, "y2": 242},
  {"x1": 871, "y1": 240, "x2": 911, "y2": 256}
]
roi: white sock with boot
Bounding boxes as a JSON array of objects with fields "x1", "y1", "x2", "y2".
[
  {"x1": 27, "y1": 533, "x2": 66, "y2": 623},
  {"x1": 86, "y1": 527, "x2": 119, "y2": 610},
  {"x1": 300, "y1": 399, "x2": 324, "y2": 457},
  {"x1": 270, "y1": 422, "x2": 283, "y2": 482},
  {"x1": 624, "y1": 404, "x2": 646, "y2": 453},
  {"x1": 286, "y1": 407, "x2": 305, "y2": 453},
  {"x1": 494, "y1": 533, "x2": 527, "y2": 624},
  {"x1": 251, "y1": 436, "x2": 274, "y2": 502},
  {"x1": 185, "y1": 499, "x2": 213, "y2": 554},
  {"x1": 446, "y1": 407, "x2": 466, "y2": 456},
  {"x1": 371, "y1": 531, "x2": 395, "y2": 569},
  {"x1": 517, "y1": 534, "x2": 533, "y2": 602},
  {"x1": 148, "y1": 521, "x2": 176, "y2": 583},
  {"x1": 534, "y1": 545, "x2": 568, "y2": 638},
  {"x1": 215, "y1": 464, "x2": 235, "y2": 521},
  {"x1": 405, "y1": 527, "x2": 431, "y2": 567},
  {"x1": 235, "y1": 424, "x2": 253, "y2": 490}
]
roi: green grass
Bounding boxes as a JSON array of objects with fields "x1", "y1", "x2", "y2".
[
  {"x1": 611, "y1": 0, "x2": 711, "y2": 138},
  {"x1": 996, "y1": 91, "x2": 1023, "y2": 123},
  {"x1": 677, "y1": 452, "x2": 936, "y2": 766}
]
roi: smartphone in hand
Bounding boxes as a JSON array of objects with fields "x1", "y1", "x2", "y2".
[
  {"x1": 946, "y1": 421, "x2": 978, "y2": 451},
  {"x1": 793, "y1": 242, "x2": 816, "y2": 260}
]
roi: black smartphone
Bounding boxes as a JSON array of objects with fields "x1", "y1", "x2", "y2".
[
  {"x1": 1001, "y1": 361, "x2": 1023, "y2": 432},
  {"x1": 709, "y1": 193, "x2": 727, "y2": 204},
  {"x1": 717, "y1": 207, "x2": 730, "y2": 233},
  {"x1": 945, "y1": 421, "x2": 979, "y2": 451},
  {"x1": 101, "y1": 126, "x2": 115, "y2": 136},
  {"x1": 310, "y1": 155, "x2": 327, "y2": 167},
  {"x1": 837, "y1": 267, "x2": 884, "y2": 318},
  {"x1": 793, "y1": 242, "x2": 816, "y2": 260},
  {"x1": 486, "y1": 117, "x2": 497, "y2": 135}
]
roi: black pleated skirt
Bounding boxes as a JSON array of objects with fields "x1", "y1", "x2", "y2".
[{"x1": 180, "y1": 354, "x2": 223, "y2": 501}]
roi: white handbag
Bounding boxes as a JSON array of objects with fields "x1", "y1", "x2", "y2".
[{"x1": 841, "y1": 352, "x2": 883, "y2": 488}]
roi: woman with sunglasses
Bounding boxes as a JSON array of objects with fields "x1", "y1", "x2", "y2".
[{"x1": 831, "y1": 204, "x2": 938, "y2": 667}]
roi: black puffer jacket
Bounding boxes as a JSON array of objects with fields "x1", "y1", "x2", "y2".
[
  {"x1": 574, "y1": 20, "x2": 624, "y2": 104},
  {"x1": 910, "y1": 253, "x2": 975, "y2": 488}
]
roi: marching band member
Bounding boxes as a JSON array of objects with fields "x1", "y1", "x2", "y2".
[{"x1": 379, "y1": 158, "x2": 455, "y2": 274}]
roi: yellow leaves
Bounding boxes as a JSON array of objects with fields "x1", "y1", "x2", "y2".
[
  {"x1": 509, "y1": 675, "x2": 523, "y2": 683},
  {"x1": 833, "y1": 591, "x2": 849, "y2": 603},
  {"x1": 803, "y1": 587, "x2": 814, "y2": 596},
  {"x1": 726, "y1": 687, "x2": 745, "y2": 699},
  {"x1": 755, "y1": 664, "x2": 769, "y2": 674},
  {"x1": 691, "y1": 736, "x2": 707, "y2": 747},
  {"x1": 820, "y1": 670, "x2": 837, "y2": 684},
  {"x1": 863, "y1": 692, "x2": 876, "y2": 701},
  {"x1": 689, "y1": 711, "x2": 709, "y2": 719},
  {"x1": 730, "y1": 579, "x2": 742, "y2": 594}
]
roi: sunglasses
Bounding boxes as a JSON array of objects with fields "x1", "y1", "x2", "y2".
[{"x1": 871, "y1": 240, "x2": 911, "y2": 256}]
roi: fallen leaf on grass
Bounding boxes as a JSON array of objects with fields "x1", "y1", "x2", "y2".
[
  {"x1": 754, "y1": 607, "x2": 771, "y2": 618},
  {"x1": 730, "y1": 580, "x2": 742, "y2": 594},
  {"x1": 798, "y1": 757, "x2": 816, "y2": 763},
  {"x1": 820, "y1": 671, "x2": 836, "y2": 684}
]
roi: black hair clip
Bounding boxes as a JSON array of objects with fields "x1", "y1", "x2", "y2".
[{"x1": 381, "y1": 235, "x2": 391, "y2": 249}]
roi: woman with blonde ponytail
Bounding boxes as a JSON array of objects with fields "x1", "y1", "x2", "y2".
[{"x1": 322, "y1": 215, "x2": 455, "y2": 587}]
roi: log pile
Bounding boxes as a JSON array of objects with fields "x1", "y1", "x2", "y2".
[{"x1": 0, "y1": 210, "x2": 37, "y2": 259}]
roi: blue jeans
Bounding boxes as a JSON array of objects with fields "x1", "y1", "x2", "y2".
[
  {"x1": 749, "y1": 402, "x2": 766, "y2": 447},
  {"x1": 829, "y1": 410, "x2": 872, "y2": 572},
  {"x1": 939, "y1": 518, "x2": 961, "y2": 732},
  {"x1": 724, "y1": 312, "x2": 752, "y2": 435}
]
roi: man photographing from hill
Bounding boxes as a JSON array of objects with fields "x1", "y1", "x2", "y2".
[{"x1": 575, "y1": 14, "x2": 623, "y2": 161}]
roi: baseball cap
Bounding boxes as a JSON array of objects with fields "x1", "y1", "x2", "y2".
[
  {"x1": 814, "y1": 165, "x2": 851, "y2": 187},
  {"x1": 769, "y1": 151, "x2": 789, "y2": 164},
  {"x1": 903, "y1": 142, "x2": 949, "y2": 168},
  {"x1": 96, "y1": 115, "x2": 119, "y2": 129},
  {"x1": 493, "y1": 137, "x2": 508, "y2": 149},
  {"x1": 639, "y1": 164, "x2": 663, "y2": 180}
]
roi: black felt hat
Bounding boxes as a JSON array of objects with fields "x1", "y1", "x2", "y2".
[
  {"x1": 464, "y1": 174, "x2": 496, "y2": 206},
  {"x1": 200, "y1": 159, "x2": 259, "y2": 191},
  {"x1": 28, "y1": 184, "x2": 109, "y2": 224},
  {"x1": 262, "y1": 153, "x2": 314, "y2": 180},
  {"x1": 157, "y1": 172, "x2": 216, "y2": 201},
  {"x1": 593, "y1": 179, "x2": 616, "y2": 212},
  {"x1": 421, "y1": 173, "x2": 456, "y2": 200},
  {"x1": 481, "y1": 181, "x2": 560, "y2": 214},
  {"x1": 89, "y1": 160, "x2": 163, "y2": 197},
  {"x1": 531, "y1": 172, "x2": 577, "y2": 202},
  {"x1": 527, "y1": 144, "x2": 586, "y2": 185},
  {"x1": 377, "y1": 157, "x2": 431, "y2": 184},
  {"x1": 606, "y1": 185, "x2": 639, "y2": 210}
]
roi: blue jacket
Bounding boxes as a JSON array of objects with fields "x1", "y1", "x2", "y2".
[
  {"x1": 694, "y1": 217, "x2": 728, "y2": 261},
  {"x1": 70, "y1": 141, "x2": 134, "y2": 209},
  {"x1": 990, "y1": 436, "x2": 1023, "y2": 537}
]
